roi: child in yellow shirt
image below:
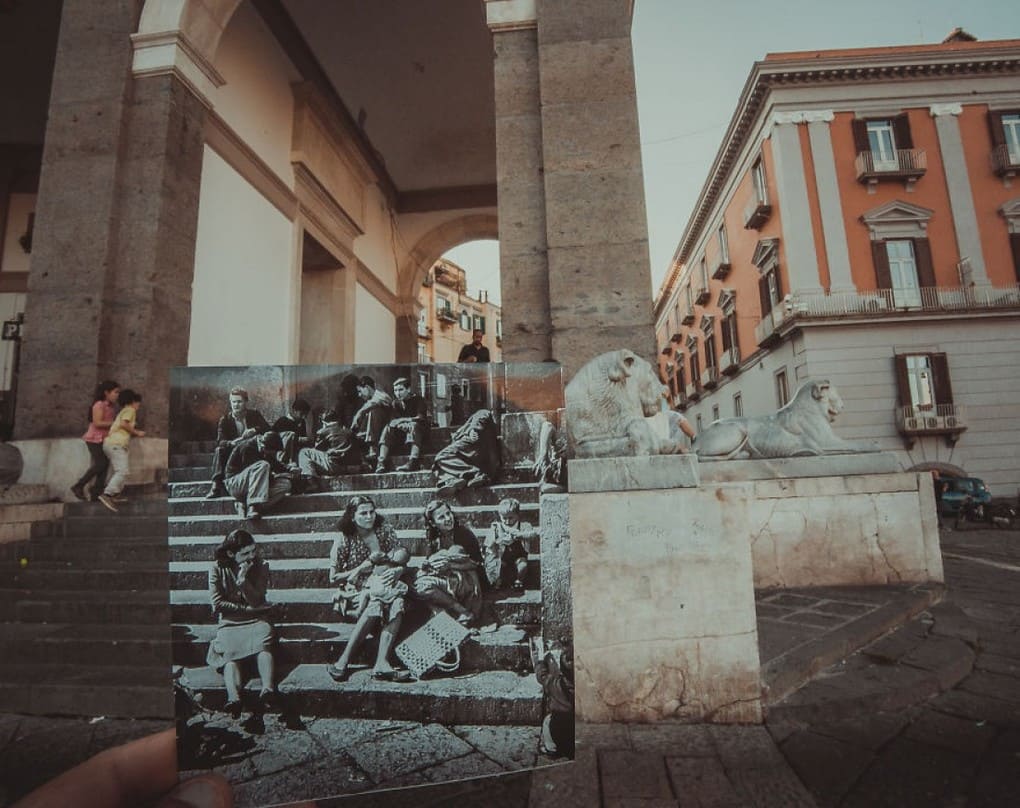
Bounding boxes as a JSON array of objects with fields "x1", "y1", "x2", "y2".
[{"x1": 99, "y1": 389, "x2": 145, "y2": 512}]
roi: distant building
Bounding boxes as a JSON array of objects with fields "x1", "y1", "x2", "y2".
[
  {"x1": 417, "y1": 258, "x2": 502, "y2": 364},
  {"x1": 654, "y1": 34, "x2": 1020, "y2": 494}
]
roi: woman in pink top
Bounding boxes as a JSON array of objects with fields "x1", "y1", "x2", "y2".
[{"x1": 71, "y1": 380, "x2": 120, "y2": 502}]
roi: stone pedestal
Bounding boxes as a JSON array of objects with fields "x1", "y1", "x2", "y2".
[{"x1": 568, "y1": 456, "x2": 761, "y2": 723}]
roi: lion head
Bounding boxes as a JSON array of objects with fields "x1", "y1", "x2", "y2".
[{"x1": 806, "y1": 380, "x2": 843, "y2": 423}]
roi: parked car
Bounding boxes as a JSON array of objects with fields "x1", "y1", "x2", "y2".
[{"x1": 939, "y1": 476, "x2": 992, "y2": 515}]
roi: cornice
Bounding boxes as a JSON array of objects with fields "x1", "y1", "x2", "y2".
[{"x1": 655, "y1": 46, "x2": 1020, "y2": 317}]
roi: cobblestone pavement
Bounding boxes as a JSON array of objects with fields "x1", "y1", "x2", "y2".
[{"x1": 2, "y1": 526, "x2": 1019, "y2": 807}]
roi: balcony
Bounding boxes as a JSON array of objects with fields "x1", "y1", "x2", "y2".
[
  {"x1": 417, "y1": 323, "x2": 432, "y2": 339},
  {"x1": 854, "y1": 149, "x2": 926, "y2": 190},
  {"x1": 896, "y1": 403, "x2": 967, "y2": 447},
  {"x1": 743, "y1": 194, "x2": 772, "y2": 230},
  {"x1": 701, "y1": 367, "x2": 720, "y2": 389},
  {"x1": 681, "y1": 310, "x2": 695, "y2": 326},
  {"x1": 436, "y1": 308, "x2": 457, "y2": 324},
  {"x1": 685, "y1": 381, "x2": 702, "y2": 401},
  {"x1": 754, "y1": 309, "x2": 783, "y2": 347},
  {"x1": 710, "y1": 255, "x2": 731, "y2": 280},
  {"x1": 694, "y1": 285, "x2": 710, "y2": 305},
  {"x1": 991, "y1": 144, "x2": 1020, "y2": 178},
  {"x1": 721, "y1": 345, "x2": 741, "y2": 375}
]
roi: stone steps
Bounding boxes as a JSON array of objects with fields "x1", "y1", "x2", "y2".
[
  {"x1": 167, "y1": 465, "x2": 533, "y2": 485},
  {"x1": 180, "y1": 664, "x2": 543, "y2": 725},
  {"x1": 0, "y1": 663, "x2": 172, "y2": 718},
  {"x1": 0, "y1": 588, "x2": 171, "y2": 625}
]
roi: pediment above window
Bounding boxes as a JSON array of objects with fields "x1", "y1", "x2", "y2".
[
  {"x1": 718, "y1": 288, "x2": 736, "y2": 312},
  {"x1": 999, "y1": 197, "x2": 1020, "y2": 234},
  {"x1": 752, "y1": 238, "x2": 780, "y2": 271},
  {"x1": 699, "y1": 314, "x2": 714, "y2": 334},
  {"x1": 861, "y1": 200, "x2": 934, "y2": 240}
]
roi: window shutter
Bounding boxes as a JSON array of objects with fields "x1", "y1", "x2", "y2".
[
  {"x1": 893, "y1": 355, "x2": 911, "y2": 407},
  {"x1": 758, "y1": 275, "x2": 772, "y2": 316},
  {"x1": 987, "y1": 110, "x2": 1006, "y2": 147},
  {"x1": 1011, "y1": 233, "x2": 1020, "y2": 283},
  {"x1": 774, "y1": 266, "x2": 784, "y2": 299},
  {"x1": 871, "y1": 241, "x2": 892, "y2": 289},
  {"x1": 930, "y1": 353, "x2": 954, "y2": 405},
  {"x1": 851, "y1": 119, "x2": 870, "y2": 154},
  {"x1": 721, "y1": 315, "x2": 732, "y2": 352},
  {"x1": 912, "y1": 238, "x2": 936, "y2": 288},
  {"x1": 892, "y1": 113, "x2": 914, "y2": 150}
]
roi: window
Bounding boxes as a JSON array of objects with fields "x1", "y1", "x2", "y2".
[
  {"x1": 752, "y1": 238, "x2": 782, "y2": 318},
  {"x1": 870, "y1": 235, "x2": 936, "y2": 307},
  {"x1": 1002, "y1": 114, "x2": 1020, "y2": 163},
  {"x1": 752, "y1": 159, "x2": 767, "y2": 204},
  {"x1": 718, "y1": 223, "x2": 730, "y2": 263},
  {"x1": 775, "y1": 369, "x2": 789, "y2": 408},
  {"x1": 703, "y1": 326, "x2": 717, "y2": 371},
  {"x1": 417, "y1": 343, "x2": 428, "y2": 363},
  {"x1": 733, "y1": 393, "x2": 743, "y2": 417},
  {"x1": 688, "y1": 342, "x2": 700, "y2": 385},
  {"x1": 711, "y1": 404, "x2": 720, "y2": 423},
  {"x1": 852, "y1": 114, "x2": 913, "y2": 172},
  {"x1": 696, "y1": 414, "x2": 703, "y2": 433},
  {"x1": 895, "y1": 353, "x2": 953, "y2": 413},
  {"x1": 496, "y1": 318, "x2": 502, "y2": 338},
  {"x1": 472, "y1": 314, "x2": 486, "y2": 334},
  {"x1": 459, "y1": 310, "x2": 470, "y2": 330},
  {"x1": 437, "y1": 296, "x2": 451, "y2": 315},
  {"x1": 989, "y1": 110, "x2": 1020, "y2": 173},
  {"x1": 866, "y1": 120, "x2": 898, "y2": 170}
]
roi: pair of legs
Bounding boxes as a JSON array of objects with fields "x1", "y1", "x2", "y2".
[
  {"x1": 224, "y1": 461, "x2": 291, "y2": 519},
  {"x1": 222, "y1": 651, "x2": 275, "y2": 710},
  {"x1": 416, "y1": 586, "x2": 475, "y2": 625},
  {"x1": 72, "y1": 441, "x2": 109, "y2": 500},
  {"x1": 376, "y1": 421, "x2": 424, "y2": 472},
  {"x1": 102, "y1": 444, "x2": 130, "y2": 496},
  {"x1": 329, "y1": 609, "x2": 404, "y2": 680}
]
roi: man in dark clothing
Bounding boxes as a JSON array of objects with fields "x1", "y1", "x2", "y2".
[
  {"x1": 351, "y1": 376, "x2": 393, "y2": 462},
  {"x1": 376, "y1": 377, "x2": 429, "y2": 473},
  {"x1": 223, "y1": 431, "x2": 292, "y2": 519},
  {"x1": 297, "y1": 409, "x2": 358, "y2": 479},
  {"x1": 272, "y1": 397, "x2": 311, "y2": 463},
  {"x1": 206, "y1": 387, "x2": 270, "y2": 499},
  {"x1": 457, "y1": 329, "x2": 490, "y2": 363}
]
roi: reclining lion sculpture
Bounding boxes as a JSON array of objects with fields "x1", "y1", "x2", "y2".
[
  {"x1": 565, "y1": 349, "x2": 681, "y2": 458},
  {"x1": 696, "y1": 379, "x2": 879, "y2": 460}
]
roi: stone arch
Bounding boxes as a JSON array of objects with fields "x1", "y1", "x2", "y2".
[
  {"x1": 908, "y1": 461, "x2": 968, "y2": 478},
  {"x1": 394, "y1": 213, "x2": 499, "y2": 361},
  {"x1": 137, "y1": 0, "x2": 244, "y2": 66}
]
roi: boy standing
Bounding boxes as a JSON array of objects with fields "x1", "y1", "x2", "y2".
[
  {"x1": 98, "y1": 390, "x2": 145, "y2": 512},
  {"x1": 484, "y1": 498, "x2": 537, "y2": 591}
]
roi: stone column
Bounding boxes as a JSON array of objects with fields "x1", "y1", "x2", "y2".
[
  {"x1": 930, "y1": 103, "x2": 990, "y2": 285},
  {"x1": 486, "y1": 0, "x2": 552, "y2": 364},
  {"x1": 769, "y1": 114, "x2": 824, "y2": 296},
  {"x1": 804, "y1": 112, "x2": 856, "y2": 293},
  {"x1": 15, "y1": 2, "x2": 212, "y2": 439},
  {"x1": 537, "y1": 0, "x2": 656, "y2": 379}
]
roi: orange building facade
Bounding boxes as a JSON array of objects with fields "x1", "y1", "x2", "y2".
[
  {"x1": 417, "y1": 258, "x2": 502, "y2": 364},
  {"x1": 654, "y1": 35, "x2": 1020, "y2": 494}
]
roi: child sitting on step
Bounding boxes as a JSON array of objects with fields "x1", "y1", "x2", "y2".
[
  {"x1": 351, "y1": 547, "x2": 411, "y2": 622},
  {"x1": 483, "y1": 498, "x2": 537, "y2": 591}
]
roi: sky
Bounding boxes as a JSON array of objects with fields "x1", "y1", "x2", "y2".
[{"x1": 444, "y1": 0, "x2": 1020, "y2": 307}]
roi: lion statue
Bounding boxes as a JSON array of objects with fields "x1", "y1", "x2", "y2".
[
  {"x1": 565, "y1": 349, "x2": 682, "y2": 458},
  {"x1": 695, "y1": 379, "x2": 879, "y2": 460}
]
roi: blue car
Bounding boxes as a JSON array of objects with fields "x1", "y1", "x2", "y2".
[{"x1": 939, "y1": 476, "x2": 992, "y2": 515}]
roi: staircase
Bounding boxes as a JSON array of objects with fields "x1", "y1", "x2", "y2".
[{"x1": 169, "y1": 437, "x2": 546, "y2": 725}]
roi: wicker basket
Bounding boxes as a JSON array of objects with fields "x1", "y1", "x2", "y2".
[{"x1": 395, "y1": 610, "x2": 471, "y2": 679}]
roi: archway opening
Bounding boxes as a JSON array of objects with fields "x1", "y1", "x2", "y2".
[{"x1": 417, "y1": 239, "x2": 501, "y2": 364}]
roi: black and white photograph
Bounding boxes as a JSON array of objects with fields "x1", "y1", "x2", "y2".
[{"x1": 168, "y1": 362, "x2": 573, "y2": 805}]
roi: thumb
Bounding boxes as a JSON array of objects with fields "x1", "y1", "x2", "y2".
[{"x1": 155, "y1": 775, "x2": 233, "y2": 808}]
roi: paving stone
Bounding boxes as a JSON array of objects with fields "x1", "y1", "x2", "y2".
[
  {"x1": 85, "y1": 717, "x2": 171, "y2": 756},
  {"x1": 244, "y1": 721, "x2": 321, "y2": 778},
  {"x1": 970, "y1": 728, "x2": 1020, "y2": 808},
  {"x1": 974, "y1": 651, "x2": 1020, "y2": 679},
  {"x1": 664, "y1": 756, "x2": 742, "y2": 807},
  {"x1": 452, "y1": 724, "x2": 542, "y2": 771},
  {"x1": 839, "y1": 735, "x2": 976, "y2": 808},
  {"x1": 628, "y1": 722, "x2": 715, "y2": 756},
  {"x1": 708, "y1": 726, "x2": 786, "y2": 770},
  {"x1": 306, "y1": 717, "x2": 419, "y2": 755},
  {"x1": 766, "y1": 594, "x2": 821, "y2": 608},
  {"x1": 231, "y1": 754, "x2": 367, "y2": 806},
  {"x1": 764, "y1": 718, "x2": 805, "y2": 746},
  {"x1": 864, "y1": 627, "x2": 926, "y2": 664},
  {"x1": 899, "y1": 636, "x2": 975, "y2": 689},
  {"x1": 599, "y1": 749, "x2": 674, "y2": 800},
  {"x1": 0, "y1": 717, "x2": 94, "y2": 803},
  {"x1": 0, "y1": 714, "x2": 22, "y2": 753},
  {"x1": 376, "y1": 750, "x2": 507, "y2": 789},
  {"x1": 806, "y1": 711, "x2": 911, "y2": 751},
  {"x1": 727, "y1": 765, "x2": 817, "y2": 808},
  {"x1": 927, "y1": 602, "x2": 979, "y2": 646},
  {"x1": 779, "y1": 729, "x2": 872, "y2": 806},
  {"x1": 902, "y1": 708, "x2": 996, "y2": 759},
  {"x1": 329, "y1": 771, "x2": 532, "y2": 807},
  {"x1": 781, "y1": 612, "x2": 847, "y2": 629},
  {"x1": 529, "y1": 747, "x2": 599, "y2": 808},
  {"x1": 348, "y1": 722, "x2": 475, "y2": 783},
  {"x1": 958, "y1": 670, "x2": 1020, "y2": 703},
  {"x1": 602, "y1": 798, "x2": 679, "y2": 808},
  {"x1": 757, "y1": 622, "x2": 822, "y2": 664},
  {"x1": 930, "y1": 688, "x2": 1020, "y2": 726},
  {"x1": 576, "y1": 721, "x2": 630, "y2": 749},
  {"x1": 755, "y1": 603, "x2": 793, "y2": 620},
  {"x1": 811, "y1": 601, "x2": 874, "y2": 617}
]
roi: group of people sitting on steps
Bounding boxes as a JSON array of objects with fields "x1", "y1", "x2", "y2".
[
  {"x1": 202, "y1": 380, "x2": 502, "y2": 520},
  {"x1": 206, "y1": 494, "x2": 538, "y2": 711}
]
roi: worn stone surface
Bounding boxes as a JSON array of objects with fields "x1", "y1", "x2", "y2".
[
  {"x1": 699, "y1": 453, "x2": 902, "y2": 482},
  {"x1": 570, "y1": 483, "x2": 761, "y2": 723},
  {"x1": 539, "y1": 493, "x2": 571, "y2": 646},
  {"x1": 568, "y1": 454, "x2": 699, "y2": 493}
]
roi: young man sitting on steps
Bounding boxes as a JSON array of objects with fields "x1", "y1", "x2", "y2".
[{"x1": 375, "y1": 377, "x2": 429, "y2": 473}]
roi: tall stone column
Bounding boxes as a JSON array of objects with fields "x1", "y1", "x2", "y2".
[
  {"x1": 15, "y1": 1, "x2": 211, "y2": 439},
  {"x1": 804, "y1": 111, "x2": 856, "y2": 293},
  {"x1": 537, "y1": 0, "x2": 655, "y2": 379},
  {"x1": 486, "y1": 0, "x2": 552, "y2": 364},
  {"x1": 769, "y1": 114, "x2": 824, "y2": 296},
  {"x1": 930, "y1": 103, "x2": 990, "y2": 285}
]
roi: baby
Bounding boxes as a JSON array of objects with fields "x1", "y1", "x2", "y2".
[
  {"x1": 352, "y1": 547, "x2": 411, "y2": 621},
  {"x1": 484, "y1": 498, "x2": 538, "y2": 591}
]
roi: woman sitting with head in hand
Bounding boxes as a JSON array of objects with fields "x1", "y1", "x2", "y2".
[{"x1": 207, "y1": 529, "x2": 277, "y2": 717}]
